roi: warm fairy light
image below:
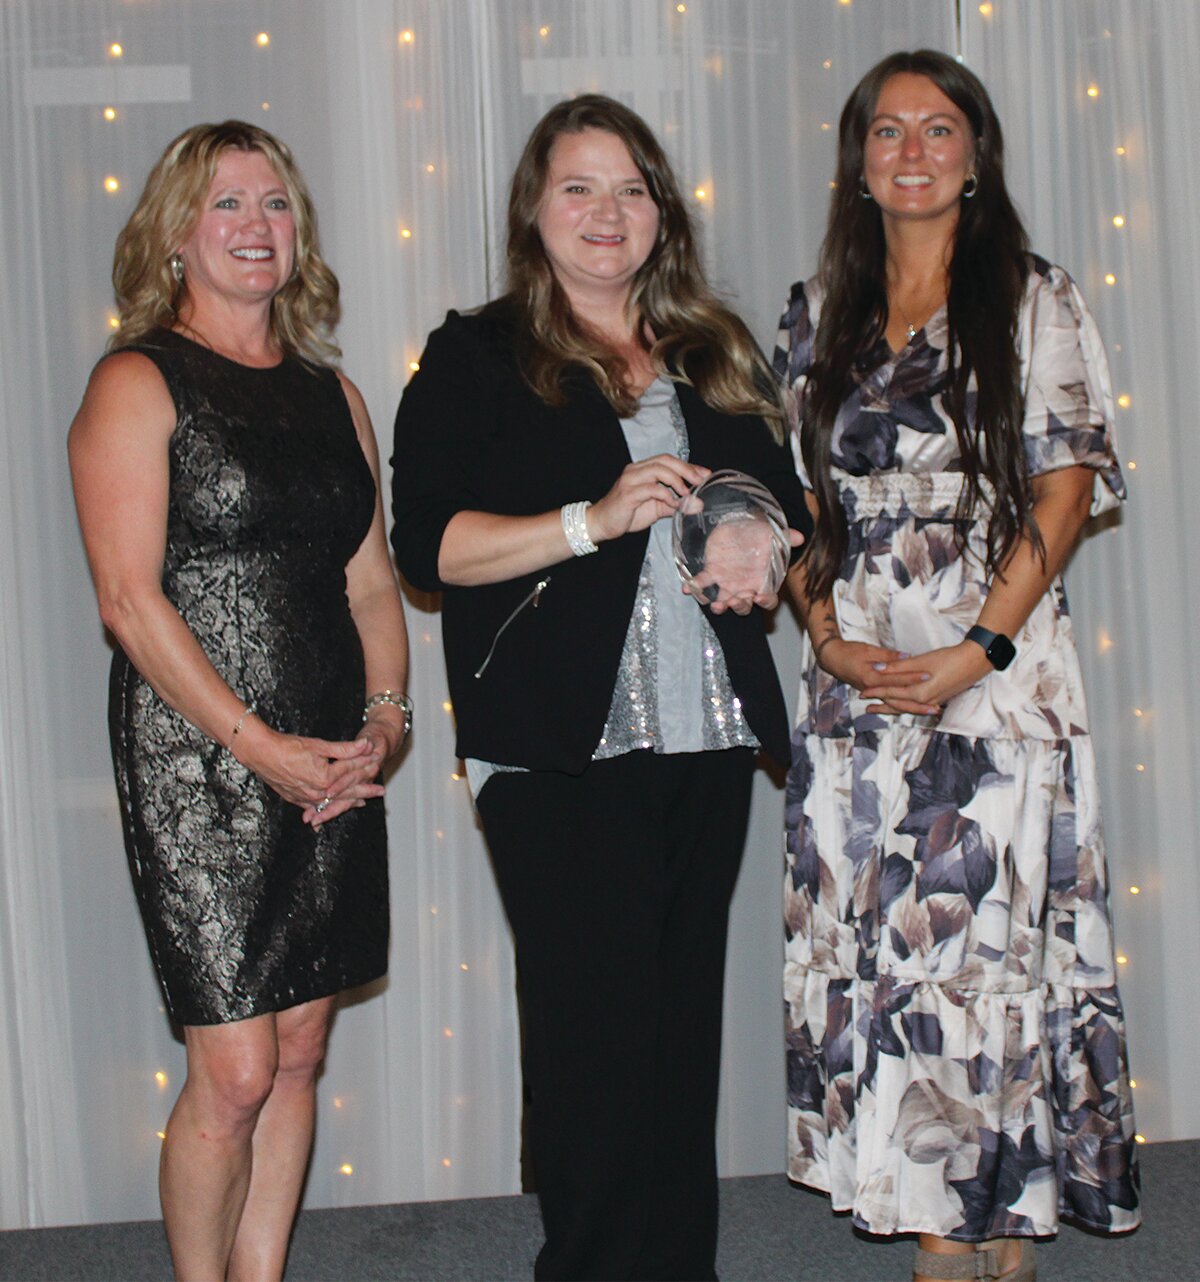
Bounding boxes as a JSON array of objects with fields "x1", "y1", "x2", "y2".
[
  {"x1": 103, "y1": 106, "x2": 117, "y2": 121},
  {"x1": 442, "y1": 700, "x2": 452, "y2": 712},
  {"x1": 820, "y1": 121, "x2": 831, "y2": 131},
  {"x1": 399, "y1": 29, "x2": 415, "y2": 44},
  {"x1": 450, "y1": 771, "x2": 462, "y2": 781},
  {"x1": 460, "y1": 962, "x2": 469, "y2": 971},
  {"x1": 1112, "y1": 215, "x2": 1125, "y2": 228},
  {"x1": 1087, "y1": 83, "x2": 1100, "y2": 98},
  {"x1": 261, "y1": 102, "x2": 270, "y2": 111},
  {"x1": 339, "y1": 1163, "x2": 354, "y2": 1175},
  {"x1": 332, "y1": 1096, "x2": 344, "y2": 1109},
  {"x1": 676, "y1": 3, "x2": 687, "y2": 11},
  {"x1": 442, "y1": 1157, "x2": 452, "y2": 1167},
  {"x1": 425, "y1": 162, "x2": 436, "y2": 173},
  {"x1": 1127, "y1": 460, "x2": 1137, "y2": 470},
  {"x1": 838, "y1": 0, "x2": 852, "y2": 6},
  {"x1": 1130, "y1": 1078, "x2": 1138, "y2": 1087},
  {"x1": 103, "y1": 176, "x2": 120, "y2": 193},
  {"x1": 1133, "y1": 708, "x2": 1143, "y2": 717},
  {"x1": 156, "y1": 1130, "x2": 166, "y2": 1140},
  {"x1": 1104, "y1": 273, "x2": 1116, "y2": 285},
  {"x1": 539, "y1": 24, "x2": 551, "y2": 37},
  {"x1": 829, "y1": 180, "x2": 837, "y2": 189},
  {"x1": 1117, "y1": 953, "x2": 1129, "y2": 964},
  {"x1": 409, "y1": 360, "x2": 420, "y2": 372},
  {"x1": 422, "y1": 631, "x2": 432, "y2": 643},
  {"x1": 693, "y1": 187, "x2": 708, "y2": 201},
  {"x1": 108, "y1": 42, "x2": 123, "y2": 58},
  {"x1": 1115, "y1": 145, "x2": 1127, "y2": 156},
  {"x1": 1134, "y1": 1134, "x2": 1146, "y2": 1144},
  {"x1": 430, "y1": 905, "x2": 439, "y2": 915},
  {"x1": 107, "y1": 313, "x2": 120, "y2": 330},
  {"x1": 443, "y1": 1027, "x2": 453, "y2": 1038},
  {"x1": 154, "y1": 1070, "x2": 168, "y2": 1089},
  {"x1": 435, "y1": 829, "x2": 445, "y2": 840},
  {"x1": 399, "y1": 225, "x2": 413, "y2": 239},
  {"x1": 822, "y1": 59, "x2": 832, "y2": 69},
  {"x1": 1117, "y1": 394, "x2": 1131, "y2": 408},
  {"x1": 1129, "y1": 885, "x2": 1141, "y2": 894},
  {"x1": 255, "y1": 31, "x2": 270, "y2": 47},
  {"x1": 1097, "y1": 627, "x2": 1114, "y2": 653},
  {"x1": 1135, "y1": 764, "x2": 1145, "y2": 773},
  {"x1": 979, "y1": 2, "x2": 993, "y2": 14}
]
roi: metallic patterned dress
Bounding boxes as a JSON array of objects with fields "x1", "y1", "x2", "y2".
[
  {"x1": 108, "y1": 328, "x2": 388, "y2": 1026},
  {"x1": 774, "y1": 259, "x2": 1141, "y2": 1241}
]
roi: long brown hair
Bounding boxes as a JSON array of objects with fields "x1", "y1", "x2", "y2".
[
  {"x1": 109, "y1": 120, "x2": 341, "y2": 364},
  {"x1": 490, "y1": 93, "x2": 782, "y2": 437},
  {"x1": 800, "y1": 51, "x2": 1034, "y2": 600}
]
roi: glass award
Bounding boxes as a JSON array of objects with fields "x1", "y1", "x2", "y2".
[{"x1": 672, "y1": 469, "x2": 789, "y2": 602}]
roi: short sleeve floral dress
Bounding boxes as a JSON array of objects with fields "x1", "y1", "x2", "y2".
[{"x1": 774, "y1": 256, "x2": 1141, "y2": 1241}]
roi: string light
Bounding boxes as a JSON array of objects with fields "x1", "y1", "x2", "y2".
[
  {"x1": 1116, "y1": 953, "x2": 1129, "y2": 964},
  {"x1": 1115, "y1": 145, "x2": 1127, "y2": 156},
  {"x1": 156, "y1": 1130, "x2": 166, "y2": 1141},
  {"x1": 822, "y1": 59, "x2": 832, "y2": 69},
  {"x1": 399, "y1": 29, "x2": 415, "y2": 45},
  {"x1": 107, "y1": 313, "x2": 120, "y2": 330},
  {"x1": 430, "y1": 905, "x2": 439, "y2": 915},
  {"x1": 154, "y1": 1071, "x2": 168, "y2": 1089},
  {"x1": 1129, "y1": 885, "x2": 1141, "y2": 894},
  {"x1": 1127, "y1": 461, "x2": 1137, "y2": 470},
  {"x1": 820, "y1": 122, "x2": 831, "y2": 131},
  {"x1": 539, "y1": 24, "x2": 551, "y2": 38},
  {"x1": 425, "y1": 162, "x2": 436, "y2": 173},
  {"x1": 1130, "y1": 1078, "x2": 1138, "y2": 1088},
  {"x1": 422, "y1": 631, "x2": 432, "y2": 643},
  {"x1": 443, "y1": 1027, "x2": 453, "y2": 1038},
  {"x1": 1117, "y1": 393, "x2": 1131, "y2": 408},
  {"x1": 399, "y1": 225, "x2": 413, "y2": 240},
  {"x1": 435, "y1": 829, "x2": 445, "y2": 840},
  {"x1": 838, "y1": 0, "x2": 852, "y2": 6},
  {"x1": 1134, "y1": 1134, "x2": 1146, "y2": 1144},
  {"x1": 1087, "y1": 83, "x2": 1100, "y2": 99},
  {"x1": 103, "y1": 176, "x2": 120, "y2": 193},
  {"x1": 1133, "y1": 708, "x2": 1143, "y2": 717},
  {"x1": 442, "y1": 700, "x2": 453, "y2": 712},
  {"x1": 108, "y1": 42, "x2": 123, "y2": 58},
  {"x1": 979, "y1": 2, "x2": 993, "y2": 15},
  {"x1": 255, "y1": 31, "x2": 270, "y2": 47},
  {"x1": 1104, "y1": 273, "x2": 1116, "y2": 286},
  {"x1": 261, "y1": 102, "x2": 270, "y2": 111},
  {"x1": 1097, "y1": 627, "x2": 1114, "y2": 653},
  {"x1": 1135, "y1": 764, "x2": 1145, "y2": 773},
  {"x1": 332, "y1": 1096, "x2": 344, "y2": 1109},
  {"x1": 103, "y1": 106, "x2": 117, "y2": 121},
  {"x1": 1112, "y1": 214, "x2": 1125, "y2": 228},
  {"x1": 339, "y1": 1163, "x2": 354, "y2": 1175},
  {"x1": 693, "y1": 187, "x2": 708, "y2": 202},
  {"x1": 460, "y1": 962, "x2": 470, "y2": 971},
  {"x1": 409, "y1": 360, "x2": 420, "y2": 372},
  {"x1": 442, "y1": 1157, "x2": 452, "y2": 1167}
]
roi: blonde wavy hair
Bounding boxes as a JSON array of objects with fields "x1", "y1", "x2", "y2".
[
  {"x1": 108, "y1": 120, "x2": 341, "y2": 364},
  {"x1": 492, "y1": 94, "x2": 782, "y2": 440}
]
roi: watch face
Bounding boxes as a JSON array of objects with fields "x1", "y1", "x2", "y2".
[{"x1": 987, "y1": 633, "x2": 1016, "y2": 671}]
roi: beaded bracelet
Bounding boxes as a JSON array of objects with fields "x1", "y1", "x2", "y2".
[
  {"x1": 561, "y1": 500, "x2": 598, "y2": 557},
  {"x1": 363, "y1": 690, "x2": 413, "y2": 740}
]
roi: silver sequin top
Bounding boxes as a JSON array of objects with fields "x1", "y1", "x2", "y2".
[{"x1": 467, "y1": 378, "x2": 757, "y2": 797}]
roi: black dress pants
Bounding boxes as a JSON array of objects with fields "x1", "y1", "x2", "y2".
[{"x1": 476, "y1": 747, "x2": 756, "y2": 1282}]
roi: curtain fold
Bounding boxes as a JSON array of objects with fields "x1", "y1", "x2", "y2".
[{"x1": 0, "y1": 0, "x2": 1192, "y2": 1229}]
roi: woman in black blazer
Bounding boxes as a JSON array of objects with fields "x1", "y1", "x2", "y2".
[{"x1": 392, "y1": 94, "x2": 809, "y2": 1282}]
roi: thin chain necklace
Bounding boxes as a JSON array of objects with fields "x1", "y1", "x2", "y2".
[{"x1": 176, "y1": 318, "x2": 278, "y2": 367}]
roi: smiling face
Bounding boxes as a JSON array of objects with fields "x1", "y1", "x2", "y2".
[
  {"x1": 863, "y1": 72, "x2": 975, "y2": 232},
  {"x1": 535, "y1": 128, "x2": 661, "y2": 312},
  {"x1": 176, "y1": 148, "x2": 296, "y2": 309}
]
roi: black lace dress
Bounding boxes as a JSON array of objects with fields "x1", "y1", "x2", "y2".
[{"x1": 108, "y1": 329, "x2": 388, "y2": 1026}]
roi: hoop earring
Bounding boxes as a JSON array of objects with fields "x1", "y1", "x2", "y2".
[
  {"x1": 961, "y1": 173, "x2": 978, "y2": 199},
  {"x1": 858, "y1": 175, "x2": 873, "y2": 201},
  {"x1": 169, "y1": 253, "x2": 185, "y2": 283}
]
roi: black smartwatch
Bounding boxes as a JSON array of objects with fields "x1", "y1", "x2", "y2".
[{"x1": 965, "y1": 625, "x2": 1016, "y2": 671}]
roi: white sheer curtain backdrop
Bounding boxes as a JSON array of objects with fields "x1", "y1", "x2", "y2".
[{"x1": 0, "y1": 0, "x2": 1194, "y2": 1231}]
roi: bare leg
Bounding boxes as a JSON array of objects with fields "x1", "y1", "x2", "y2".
[
  {"x1": 227, "y1": 998, "x2": 334, "y2": 1282},
  {"x1": 160, "y1": 1015, "x2": 281, "y2": 1281},
  {"x1": 914, "y1": 1235, "x2": 1023, "y2": 1282}
]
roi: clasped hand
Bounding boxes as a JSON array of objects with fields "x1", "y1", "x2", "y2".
[
  {"x1": 818, "y1": 638, "x2": 992, "y2": 715},
  {"x1": 236, "y1": 726, "x2": 387, "y2": 828}
]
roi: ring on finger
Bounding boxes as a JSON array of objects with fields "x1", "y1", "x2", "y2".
[{"x1": 315, "y1": 796, "x2": 331, "y2": 814}]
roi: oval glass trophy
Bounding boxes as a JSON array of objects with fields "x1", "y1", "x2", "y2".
[{"x1": 672, "y1": 469, "x2": 790, "y2": 603}]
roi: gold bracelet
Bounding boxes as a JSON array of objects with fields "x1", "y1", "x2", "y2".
[{"x1": 228, "y1": 702, "x2": 256, "y2": 751}]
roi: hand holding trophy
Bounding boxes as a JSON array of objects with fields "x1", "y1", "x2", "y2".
[{"x1": 672, "y1": 470, "x2": 790, "y2": 614}]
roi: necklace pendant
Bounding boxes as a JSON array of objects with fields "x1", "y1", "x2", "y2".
[{"x1": 906, "y1": 323, "x2": 917, "y2": 342}]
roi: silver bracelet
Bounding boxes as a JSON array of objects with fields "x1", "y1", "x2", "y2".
[
  {"x1": 228, "y1": 702, "x2": 256, "y2": 751},
  {"x1": 561, "y1": 500, "x2": 598, "y2": 557},
  {"x1": 363, "y1": 690, "x2": 413, "y2": 740}
]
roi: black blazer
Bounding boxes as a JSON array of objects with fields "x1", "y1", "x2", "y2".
[{"x1": 390, "y1": 303, "x2": 810, "y2": 773}]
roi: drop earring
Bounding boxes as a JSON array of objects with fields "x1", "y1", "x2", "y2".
[{"x1": 169, "y1": 253, "x2": 185, "y2": 283}]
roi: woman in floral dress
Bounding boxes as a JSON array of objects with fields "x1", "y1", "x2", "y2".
[{"x1": 775, "y1": 50, "x2": 1141, "y2": 1282}]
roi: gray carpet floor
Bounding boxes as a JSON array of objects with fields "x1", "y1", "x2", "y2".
[{"x1": 0, "y1": 1140, "x2": 1190, "y2": 1281}]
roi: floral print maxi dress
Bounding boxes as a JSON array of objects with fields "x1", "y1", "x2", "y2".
[{"x1": 774, "y1": 257, "x2": 1141, "y2": 1241}]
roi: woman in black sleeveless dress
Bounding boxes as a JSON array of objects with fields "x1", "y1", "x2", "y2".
[{"x1": 69, "y1": 122, "x2": 409, "y2": 1280}]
